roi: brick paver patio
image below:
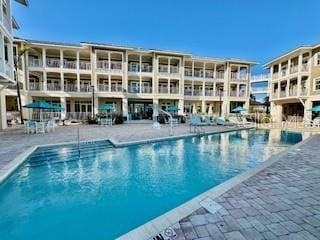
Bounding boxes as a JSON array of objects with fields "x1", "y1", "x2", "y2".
[{"x1": 170, "y1": 135, "x2": 320, "y2": 240}]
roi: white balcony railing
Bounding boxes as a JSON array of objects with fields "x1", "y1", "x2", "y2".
[
  {"x1": 230, "y1": 90, "x2": 237, "y2": 97},
  {"x1": 170, "y1": 87, "x2": 179, "y2": 94},
  {"x1": 184, "y1": 69, "x2": 193, "y2": 77},
  {"x1": 141, "y1": 86, "x2": 152, "y2": 93},
  {"x1": 47, "y1": 83, "x2": 61, "y2": 91},
  {"x1": 79, "y1": 61, "x2": 91, "y2": 70},
  {"x1": 280, "y1": 91, "x2": 286, "y2": 97},
  {"x1": 28, "y1": 58, "x2": 43, "y2": 68},
  {"x1": 98, "y1": 84, "x2": 109, "y2": 92},
  {"x1": 289, "y1": 88, "x2": 297, "y2": 96},
  {"x1": 193, "y1": 89, "x2": 202, "y2": 96},
  {"x1": 301, "y1": 63, "x2": 309, "y2": 72},
  {"x1": 96, "y1": 60, "x2": 109, "y2": 70},
  {"x1": 184, "y1": 89, "x2": 192, "y2": 96},
  {"x1": 159, "y1": 65, "x2": 169, "y2": 73},
  {"x1": 110, "y1": 61, "x2": 122, "y2": 72},
  {"x1": 215, "y1": 90, "x2": 224, "y2": 97},
  {"x1": 128, "y1": 87, "x2": 140, "y2": 93},
  {"x1": 128, "y1": 63, "x2": 139, "y2": 72},
  {"x1": 64, "y1": 84, "x2": 78, "y2": 92},
  {"x1": 205, "y1": 90, "x2": 214, "y2": 96},
  {"x1": 239, "y1": 91, "x2": 246, "y2": 97},
  {"x1": 194, "y1": 70, "x2": 203, "y2": 78},
  {"x1": 80, "y1": 85, "x2": 91, "y2": 92},
  {"x1": 29, "y1": 82, "x2": 43, "y2": 91},
  {"x1": 300, "y1": 88, "x2": 308, "y2": 96},
  {"x1": 205, "y1": 70, "x2": 214, "y2": 79},
  {"x1": 272, "y1": 72, "x2": 279, "y2": 79},
  {"x1": 251, "y1": 74, "x2": 269, "y2": 81},
  {"x1": 290, "y1": 65, "x2": 298, "y2": 74},
  {"x1": 141, "y1": 63, "x2": 152, "y2": 73},
  {"x1": 63, "y1": 60, "x2": 77, "y2": 69},
  {"x1": 158, "y1": 87, "x2": 168, "y2": 94},
  {"x1": 66, "y1": 112, "x2": 91, "y2": 120},
  {"x1": 231, "y1": 72, "x2": 238, "y2": 80},
  {"x1": 111, "y1": 85, "x2": 122, "y2": 92},
  {"x1": 170, "y1": 66, "x2": 179, "y2": 74},
  {"x1": 216, "y1": 72, "x2": 224, "y2": 79},
  {"x1": 281, "y1": 69, "x2": 287, "y2": 77},
  {"x1": 46, "y1": 58, "x2": 61, "y2": 68}
]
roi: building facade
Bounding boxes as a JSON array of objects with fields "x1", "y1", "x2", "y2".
[
  {"x1": 265, "y1": 43, "x2": 320, "y2": 122},
  {"x1": 0, "y1": 0, "x2": 27, "y2": 129},
  {"x1": 1, "y1": 38, "x2": 255, "y2": 128}
]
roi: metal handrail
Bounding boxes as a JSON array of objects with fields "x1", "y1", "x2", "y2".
[{"x1": 158, "y1": 108, "x2": 173, "y2": 136}]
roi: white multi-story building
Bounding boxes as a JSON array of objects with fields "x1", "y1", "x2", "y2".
[
  {"x1": 1, "y1": 38, "x2": 256, "y2": 128},
  {"x1": 0, "y1": 0, "x2": 27, "y2": 129},
  {"x1": 265, "y1": 43, "x2": 320, "y2": 122}
]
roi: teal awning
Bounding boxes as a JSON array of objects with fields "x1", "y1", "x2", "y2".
[
  {"x1": 308, "y1": 105, "x2": 320, "y2": 112},
  {"x1": 99, "y1": 104, "x2": 114, "y2": 111},
  {"x1": 232, "y1": 106, "x2": 247, "y2": 113},
  {"x1": 166, "y1": 105, "x2": 180, "y2": 111},
  {"x1": 23, "y1": 100, "x2": 56, "y2": 110}
]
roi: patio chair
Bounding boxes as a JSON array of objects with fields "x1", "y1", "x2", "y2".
[
  {"x1": 215, "y1": 117, "x2": 234, "y2": 126},
  {"x1": 35, "y1": 121, "x2": 45, "y2": 134},
  {"x1": 24, "y1": 120, "x2": 36, "y2": 134},
  {"x1": 204, "y1": 116, "x2": 217, "y2": 126}
]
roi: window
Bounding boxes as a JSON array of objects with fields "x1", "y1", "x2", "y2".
[
  {"x1": 314, "y1": 78, "x2": 320, "y2": 90},
  {"x1": 316, "y1": 53, "x2": 320, "y2": 66}
]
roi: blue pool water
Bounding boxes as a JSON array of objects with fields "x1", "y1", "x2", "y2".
[{"x1": 0, "y1": 130, "x2": 302, "y2": 239}]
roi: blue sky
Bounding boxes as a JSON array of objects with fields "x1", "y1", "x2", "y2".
[{"x1": 13, "y1": 0, "x2": 320, "y2": 73}]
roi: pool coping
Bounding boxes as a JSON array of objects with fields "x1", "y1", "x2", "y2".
[
  {"x1": 0, "y1": 126, "x2": 254, "y2": 184},
  {"x1": 116, "y1": 134, "x2": 315, "y2": 240}
]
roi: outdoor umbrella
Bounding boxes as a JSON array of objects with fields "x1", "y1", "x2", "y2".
[
  {"x1": 208, "y1": 104, "x2": 213, "y2": 116},
  {"x1": 231, "y1": 106, "x2": 247, "y2": 113},
  {"x1": 23, "y1": 100, "x2": 56, "y2": 121},
  {"x1": 99, "y1": 104, "x2": 114, "y2": 111},
  {"x1": 192, "y1": 104, "x2": 197, "y2": 114},
  {"x1": 307, "y1": 105, "x2": 320, "y2": 112}
]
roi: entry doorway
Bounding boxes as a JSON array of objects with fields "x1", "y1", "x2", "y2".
[{"x1": 128, "y1": 101, "x2": 153, "y2": 120}]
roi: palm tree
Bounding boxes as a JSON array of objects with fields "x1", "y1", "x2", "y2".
[
  {"x1": 14, "y1": 44, "x2": 30, "y2": 124},
  {"x1": 263, "y1": 96, "x2": 270, "y2": 114}
]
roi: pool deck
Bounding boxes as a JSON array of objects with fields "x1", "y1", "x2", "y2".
[
  {"x1": 119, "y1": 134, "x2": 320, "y2": 240},
  {"x1": 0, "y1": 123, "x2": 249, "y2": 183}
]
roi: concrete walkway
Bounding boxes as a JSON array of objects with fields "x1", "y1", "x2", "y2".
[
  {"x1": 0, "y1": 123, "x2": 237, "y2": 173},
  {"x1": 166, "y1": 135, "x2": 320, "y2": 240}
]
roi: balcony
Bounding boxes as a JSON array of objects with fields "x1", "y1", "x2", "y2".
[
  {"x1": 215, "y1": 90, "x2": 224, "y2": 97},
  {"x1": 110, "y1": 61, "x2": 122, "y2": 72},
  {"x1": 46, "y1": 58, "x2": 61, "y2": 68},
  {"x1": 141, "y1": 63, "x2": 152, "y2": 73},
  {"x1": 3, "y1": 16, "x2": 11, "y2": 33},
  {"x1": 184, "y1": 89, "x2": 192, "y2": 96},
  {"x1": 170, "y1": 66, "x2": 179, "y2": 74},
  {"x1": 159, "y1": 65, "x2": 168, "y2": 73},
  {"x1": 290, "y1": 65, "x2": 298, "y2": 74},
  {"x1": 98, "y1": 84, "x2": 109, "y2": 92},
  {"x1": 289, "y1": 88, "x2": 297, "y2": 96},
  {"x1": 29, "y1": 58, "x2": 43, "y2": 68},
  {"x1": 128, "y1": 63, "x2": 139, "y2": 72},
  {"x1": 300, "y1": 88, "x2": 308, "y2": 96},
  {"x1": 194, "y1": 70, "x2": 203, "y2": 78},
  {"x1": 111, "y1": 85, "x2": 122, "y2": 92},
  {"x1": 193, "y1": 89, "x2": 202, "y2": 96},
  {"x1": 205, "y1": 70, "x2": 214, "y2": 79},
  {"x1": 230, "y1": 91, "x2": 237, "y2": 97},
  {"x1": 271, "y1": 91, "x2": 278, "y2": 98},
  {"x1": 280, "y1": 91, "x2": 286, "y2": 97},
  {"x1": 281, "y1": 69, "x2": 287, "y2": 77},
  {"x1": 239, "y1": 91, "x2": 246, "y2": 97},
  {"x1": 158, "y1": 87, "x2": 168, "y2": 94},
  {"x1": 47, "y1": 83, "x2": 61, "y2": 91},
  {"x1": 231, "y1": 72, "x2": 238, "y2": 80},
  {"x1": 141, "y1": 86, "x2": 152, "y2": 93},
  {"x1": 272, "y1": 72, "x2": 279, "y2": 79},
  {"x1": 64, "y1": 60, "x2": 77, "y2": 69},
  {"x1": 170, "y1": 87, "x2": 179, "y2": 94},
  {"x1": 80, "y1": 85, "x2": 91, "y2": 92},
  {"x1": 216, "y1": 72, "x2": 224, "y2": 79},
  {"x1": 64, "y1": 84, "x2": 78, "y2": 92},
  {"x1": 96, "y1": 60, "x2": 109, "y2": 70},
  {"x1": 29, "y1": 82, "x2": 43, "y2": 91},
  {"x1": 301, "y1": 64, "x2": 309, "y2": 72},
  {"x1": 205, "y1": 90, "x2": 213, "y2": 96},
  {"x1": 79, "y1": 61, "x2": 91, "y2": 70},
  {"x1": 4, "y1": 62, "x2": 13, "y2": 79},
  {"x1": 128, "y1": 86, "x2": 140, "y2": 93}
]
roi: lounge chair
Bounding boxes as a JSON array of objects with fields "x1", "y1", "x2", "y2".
[
  {"x1": 204, "y1": 116, "x2": 217, "y2": 126},
  {"x1": 189, "y1": 115, "x2": 206, "y2": 133},
  {"x1": 215, "y1": 117, "x2": 234, "y2": 126}
]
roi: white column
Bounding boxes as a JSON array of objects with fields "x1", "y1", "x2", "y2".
[
  {"x1": 298, "y1": 54, "x2": 303, "y2": 72},
  {"x1": 203, "y1": 63, "x2": 206, "y2": 80},
  {"x1": 168, "y1": 58, "x2": 170, "y2": 73},
  {"x1": 168, "y1": 79, "x2": 171, "y2": 94},
  {"x1": 297, "y1": 75, "x2": 301, "y2": 96},
  {"x1": 122, "y1": 98, "x2": 128, "y2": 118},
  {"x1": 42, "y1": 48, "x2": 46, "y2": 68},
  {"x1": 286, "y1": 79, "x2": 290, "y2": 97},
  {"x1": 60, "y1": 97, "x2": 66, "y2": 120},
  {"x1": 60, "y1": 72, "x2": 64, "y2": 92},
  {"x1": 60, "y1": 49, "x2": 63, "y2": 70},
  {"x1": 214, "y1": 64, "x2": 216, "y2": 79},
  {"x1": 0, "y1": 92, "x2": 7, "y2": 129},
  {"x1": 202, "y1": 81, "x2": 205, "y2": 96},
  {"x1": 178, "y1": 99, "x2": 184, "y2": 115},
  {"x1": 76, "y1": 51, "x2": 80, "y2": 71},
  {"x1": 153, "y1": 98, "x2": 159, "y2": 120},
  {"x1": 192, "y1": 61, "x2": 194, "y2": 77},
  {"x1": 288, "y1": 59, "x2": 291, "y2": 74},
  {"x1": 201, "y1": 100, "x2": 206, "y2": 114},
  {"x1": 77, "y1": 73, "x2": 80, "y2": 92},
  {"x1": 43, "y1": 71, "x2": 47, "y2": 91},
  {"x1": 108, "y1": 52, "x2": 111, "y2": 70},
  {"x1": 237, "y1": 84, "x2": 240, "y2": 97}
]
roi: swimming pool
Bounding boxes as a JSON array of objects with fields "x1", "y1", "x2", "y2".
[{"x1": 0, "y1": 129, "x2": 302, "y2": 239}]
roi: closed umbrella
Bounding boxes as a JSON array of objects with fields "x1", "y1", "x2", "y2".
[
  {"x1": 192, "y1": 104, "x2": 197, "y2": 114},
  {"x1": 208, "y1": 104, "x2": 213, "y2": 116}
]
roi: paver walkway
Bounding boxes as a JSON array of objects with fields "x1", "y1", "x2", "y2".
[{"x1": 169, "y1": 135, "x2": 320, "y2": 240}]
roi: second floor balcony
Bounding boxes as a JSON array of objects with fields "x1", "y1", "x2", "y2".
[
  {"x1": 63, "y1": 60, "x2": 77, "y2": 69},
  {"x1": 79, "y1": 61, "x2": 91, "y2": 70},
  {"x1": 47, "y1": 83, "x2": 61, "y2": 91},
  {"x1": 64, "y1": 84, "x2": 78, "y2": 92},
  {"x1": 29, "y1": 82, "x2": 43, "y2": 91},
  {"x1": 29, "y1": 58, "x2": 43, "y2": 68},
  {"x1": 46, "y1": 58, "x2": 61, "y2": 68}
]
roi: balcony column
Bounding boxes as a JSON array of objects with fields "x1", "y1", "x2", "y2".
[
  {"x1": 288, "y1": 59, "x2": 291, "y2": 74},
  {"x1": 238, "y1": 66, "x2": 240, "y2": 79},
  {"x1": 168, "y1": 79, "x2": 171, "y2": 94},
  {"x1": 237, "y1": 84, "x2": 240, "y2": 97},
  {"x1": 108, "y1": 75, "x2": 111, "y2": 92},
  {"x1": 298, "y1": 54, "x2": 303, "y2": 72},
  {"x1": 60, "y1": 72, "x2": 64, "y2": 92},
  {"x1": 139, "y1": 55, "x2": 142, "y2": 93},
  {"x1": 26, "y1": 50, "x2": 30, "y2": 90},
  {"x1": 178, "y1": 99, "x2": 184, "y2": 115},
  {"x1": 123, "y1": 52, "x2": 127, "y2": 92},
  {"x1": 153, "y1": 98, "x2": 159, "y2": 120},
  {"x1": 42, "y1": 48, "x2": 46, "y2": 68},
  {"x1": 277, "y1": 82, "x2": 280, "y2": 98},
  {"x1": 0, "y1": 92, "x2": 7, "y2": 129},
  {"x1": 168, "y1": 58, "x2": 171, "y2": 73},
  {"x1": 304, "y1": 99, "x2": 312, "y2": 122},
  {"x1": 203, "y1": 63, "x2": 205, "y2": 79},
  {"x1": 60, "y1": 49, "x2": 63, "y2": 70},
  {"x1": 279, "y1": 63, "x2": 282, "y2": 76},
  {"x1": 213, "y1": 83, "x2": 216, "y2": 96},
  {"x1": 201, "y1": 100, "x2": 206, "y2": 114},
  {"x1": 297, "y1": 75, "x2": 302, "y2": 96},
  {"x1": 43, "y1": 72, "x2": 47, "y2": 91},
  {"x1": 76, "y1": 51, "x2": 80, "y2": 71},
  {"x1": 270, "y1": 66, "x2": 273, "y2": 79},
  {"x1": 153, "y1": 53, "x2": 157, "y2": 94},
  {"x1": 108, "y1": 52, "x2": 111, "y2": 71},
  {"x1": 202, "y1": 81, "x2": 205, "y2": 96},
  {"x1": 191, "y1": 81, "x2": 194, "y2": 96},
  {"x1": 77, "y1": 73, "x2": 80, "y2": 93},
  {"x1": 122, "y1": 97, "x2": 128, "y2": 118},
  {"x1": 60, "y1": 97, "x2": 66, "y2": 120},
  {"x1": 192, "y1": 61, "x2": 194, "y2": 77}
]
